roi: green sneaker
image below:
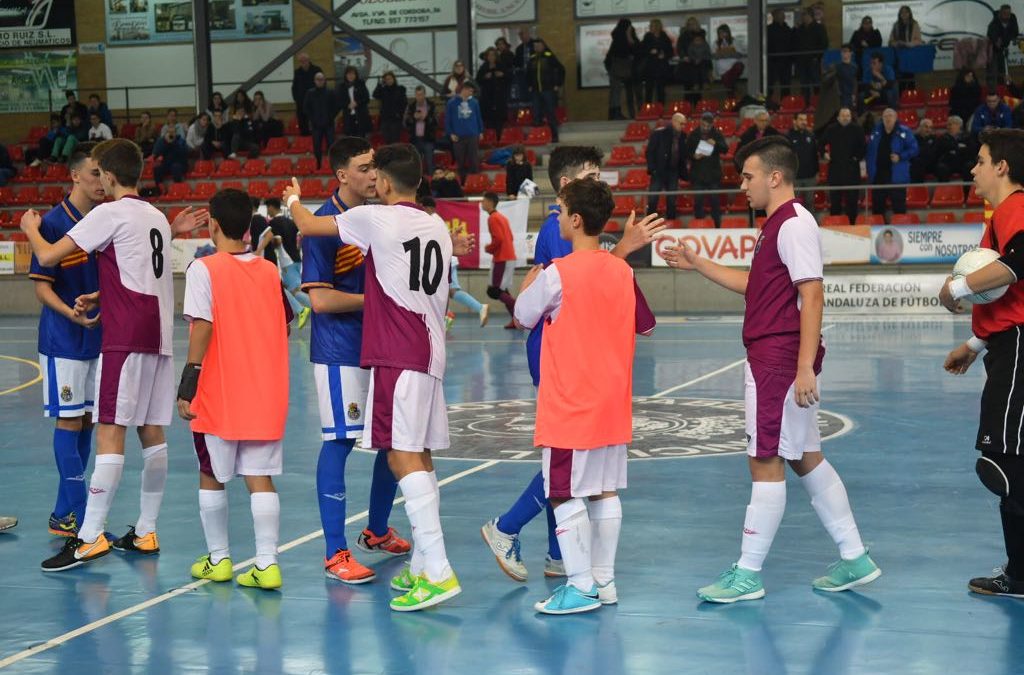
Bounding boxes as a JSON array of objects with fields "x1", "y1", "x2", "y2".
[
  {"x1": 812, "y1": 552, "x2": 881, "y2": 592},
  {"x1": 236, "y1": 563, "x2": 282, "y2": 590},
  {"x1": 191, "y1": 554, "x2": 233, "y2": 582},
  {"x1": 390, "y1": 564, "x2": 419, "y2": 592},
  {"x1": 697, "y1": 564, "x2": 765, "y2": 603},
  {"x1": 297, "y1": 307, "x2": 311, "y2": 329},
  {"x1": 390, "y1": 573, "x2": 461, "y2": 612}
]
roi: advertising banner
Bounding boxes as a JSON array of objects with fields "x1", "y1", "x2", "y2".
[
  {"x1": 823, "y1": 274, "x2": 949, "y2": 315},
  {"x1": 0, "y1": 0, "x2": 76, "y2": 49},
  {"x1": 107, "y1": 0, "x2": 292, "y2": 45},
  {"x1": 334, "y1": 0, "x2": 535, "y2": 30},
  {"x1": 435, "y1": 199, "x2": 530, "y2": 270},
  {"x1": 870, "y1": 224, "x2": 983, "y2": 264},
  {"x1": 0, "y1": 241, "x2": 14, "y2": 275},
  {"x1": 0, "y1": 50, "x2": 76, "y2": 113},
  {"x1": 651, "y1": 226, "x2": 872, "y2": 268}
]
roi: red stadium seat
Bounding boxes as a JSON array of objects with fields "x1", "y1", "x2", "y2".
[
  {"x1": 906, "y1": 186, "x2": 929, "y2": 209},
  {"x1": 40, "y1": 186, "x2": 64, "y2": 204},
  {"x1": 694, "y1": 100, "x2": 719, "y2": 115},
  {"x1": 13, "y1": 186, "x2": 40, "y2": 205},
  {"x1": 899, "y1": 89, "x2": 925, "y2": 107},
  {"x1": 618, "y1": 168, "x2": 650, "y2": 191},
  {"x1": 890, "y1": 213, "x2": 920, "y2": 224},
  {"x1": 931, "y1": 185, "x2": 964, "y2": 207},
  {"x1": 929, "y1": 109, "x2": 948, "y2": 126},
  {"x1": 515, "y1": 108, "x2": 534, "y2": 126},
  {"x1": 299, "y1": 178, "x2": 325, "y2": 199},
  {"x1": 725, "y1": 192, "x2": 748, "y2": 213},
  {"x1": 720, "y1": 98, "x2": 738, "y2": 117},
  {"x1": 854, "y1": 214, "x2": 885, "y2": 224},
  {"x1": 119, "y1": 122, "x2": 136, "y2": 140},
  {"x1": 715, "y1": 118, "x2": 737, "y2": 137},
  {"x1": 12, "y1": 165, "x2": 41, "y2": 183},
  {"x1": 462, "y1": 174, "x2": 490, "y2": 195},
  {"x1": 217, "y1": 159, "x2": 241, "y2": 177},
  {"x1": 268, "y1": 158, "x2": 293, "y2": 176},
  {"x1": 294, "y1": 157, "x2": 318, "y2": 176},
  {"x1": 667, "y1": 100, "x2": 692, "y2": 117},
  {"x1": 966, "y1": 184, "x2": 984, "y2": 206},
  {"x1": 290, "y1": 136, "x2": 313, "y2": 154},
  {"x1": 498, "y1": 127, "x2": 524, "y2": 145},
  {"x1": 191, "y1": 182, "x2": 216, "y2": 201},
  {"x1": 620, "y1": 122, "x2": 650, "y2": 142},
  {"x1": 688, "y1": 217, "x2": 715, "y2": 229},
  {"x1": 774, "y1": 114, "x2": 793, "y2": 133},
  {"x1": 814, "y1": 190, "x2": 829, "y2": 210},
  {"x1": 612, "y1": 195, "x2": 640, "y2": 216},
  {"x1": 159, "y1": 182, "x2": 190, "y2": 202},
  {"x1": 264, "y1": 137, "x2": 289, "y2": 155},
  {"x1": 721, "y1": 164, "x2": 741, "y2": 187},
  {"x1": 779, "y1": 95, "x2": 805, "y2": 113},
  {"x1": 821, "y1": 214, "x2": 851, "y2": 227},
  {"x1": 524, "y1": 127, "x2": 552, "y2": 146},
  {"x1": 675, "y1": 194, "x2": 694, "y2": 213},
  {"x1": 286, "y1": 117, "x2": 300, "y2": 134},
  {"x1": 927, "y1": 88, "x2": 949, "y2": 107},
  {"x1": 926, "y1": 211, "x2": 957, "y2": 223},
  {"x1": 191, "y1": 159, "x2": 214, "y2": 178},
  {"x1": 269, "y1": 179, "x2": 291, "y2": 196},
  {"x1": 44, "y1": 164, "x2": 69, "y2": 182},
  {"x1": 962, "y1": 211, "x2": 986, "y2": 223},
  {"x1": 721, "y1": 216, "x2": 748, "y2": 229},
  {"x1": 898, "y1": 110, "x2": 918, "y2": 128},
  {"x1": 491, "y1": 174, "x2": 507, "y2": 193},
  {"x1": 607, "y1": 146, "x2": 640, "y2": 167},
  {"x1": 221, "y1": 181, "x2": 244, "y2": 192},
  {"x1": 0, "y1": 187, "x2": 15, "y2": 206},
  {"x1": 240, "y1": 159, "x2": 266, "y2": 177},
  {"x1": 636, "y1": 102, "x2": 662, "y2": 121},
  {"x1": 603, "y1": 220, "x2": 622, "y2": 233},
  {"x1": 248, "y1": 180, "x2": 270, "y2": 199},
  {"x1": 9, "y1": 232, "x2": 28, "y2": 242},
  {"x1": 556, "y1": 106, "x2": 568, "y2": 124}
]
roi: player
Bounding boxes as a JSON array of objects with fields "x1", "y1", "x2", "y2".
[
  {"x1": 28, "y1": 141, "x2": 103, "y2": 538},
  {"x1": 302, "y1": 137, "x2": 411, "y2": 585},
  {"x1": 939, "y1": 129, "x2": 1024, "y2": 596},
  {"x1": 664, "y1": 136, "x2": 880, "y2": 602},
  {"x1": 482, "y1": 191, "x2": 518, "y2": 328},
  {"x1": 23, "y1": 139, "x2": 182, "y2": 572},
  {"x1": 480, "y1": 146, "x2": 666, "y2": 583},
  {"x1": 179, "y1": 189, "x2": 292, "y2": 590},
  {"x1": 287, "y1": 143, "x2": 460, "y2": 611},
  {"x1": 514, "y1": 177, "x2": 655, "y2": 614}
]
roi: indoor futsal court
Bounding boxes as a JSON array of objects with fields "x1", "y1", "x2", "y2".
[{"x1": 0, "y1": 313, "x2": 1021, "y2": 674}]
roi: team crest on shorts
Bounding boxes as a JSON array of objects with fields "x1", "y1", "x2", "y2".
[
  {"x1": 60, "y1": 386, "x2": 73, "y2": 402},
  {"x1": 347, "y1": 402, "x2": 361, "y2": 420}
]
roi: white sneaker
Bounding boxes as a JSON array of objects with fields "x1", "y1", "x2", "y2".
[
  {"x1": 481, "y1": 518, "x2": 527, "y2": 581},
  {"x1": 479, "y1": 304, "x2": 490, "y2": 327},
  {"x1": 597, "y1": 580, "x2": 617, "y2": 605},
  {"x1": 544, "y1": 554, "x2": 566, "y2": 578}
]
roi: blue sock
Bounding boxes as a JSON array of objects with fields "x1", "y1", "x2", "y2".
[
  {"x1": 367, "y1": 450, "x2": 397, "y2": 536},
  {"x1": 53, "y1": 428, "x2": 86, "y2": 518},
  {"x1": 545, "y1": 502, "x2": 562, "y2": 560},
  {"x1": 496, "y1": 471, "x2": 547, "y2": 535},
  {"x1": 317, "y1": 438, "x2": 353, "y2": 558},
  {"x1": 77, "y1": 426, "x2": 93, "y2": 469},
  {"x1": 452, "y1": 290, "x2": 483, "y2": 313}
]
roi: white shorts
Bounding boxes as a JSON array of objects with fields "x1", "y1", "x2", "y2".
[
  {"x1": 40, "y1": 354, "x2": 98, "y2": 418},
  {"x1": 364, "y1": 367, "x2": 449, "y2": 452},
  {"x1": 96, "y1": 352, "x2": 174, "y2": 427},
  {"x1": 542, "y1": 445, "x2": 628, "y2": 499},
  {"x1": 193, "y1": 433, "x2": 283, "y2": 483},
  {"x1": 314, "y1": 363, "x2": 369, "y2": 442},
  {"x1": 744, "y1": 360, "x2": 822, "y2": 461}
]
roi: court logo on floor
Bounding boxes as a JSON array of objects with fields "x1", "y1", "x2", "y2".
[{"x1": 436, "y1": 397, "x2": 851, "y2": 461}]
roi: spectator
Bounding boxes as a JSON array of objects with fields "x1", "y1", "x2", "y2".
[
  {"x1": 950, "y1": 68, "x2": 983, "y2": 123},
  {"x1": 988, "y1": 5, "x2": 1019, "y2": 86},
  {"x1": 304, "y1": 71, "x2": 338, "y2": 169},
  {"x1": 229, "y1": 89, "x2": 253, "y2": 117},
  {"x1": 794, "y1": 9, "x2": 828, "y2": 103},
  {"x1": 207, "y1": 91, "x2": 227, "y2": 118},
  {"x1": 153, "y1": 127, "x2": 188, "y2": 185},
  {"x1": 28, "y1": 114, "x2": 62, "y2": 166},
  {"x1": 87, "y1": 112, "x2": 112, "y2": 141},
  {"x1": 59, "y1": 90, "x2": 87, "y2": 129},
  {"x1": 505, "y1": 144, "x2": 533, "y2": 197},
  {"x1": 160, "y1": 108, "x2": 186, "y2": 139},
  {"x1": 849, "y1": 16, "x2": 882, "y2": 75},
  {"x1": 640, "y1": 19, "x2": 673, "y2": 105},
  {"x1": 494, "y1": 36, "x2": 515, "y2": 72},
  {"x1": 685, "y1": 111, "x2": 729, "y2": 227},
  {"x1": 373, "y1": 71, "x2": 408, "y2": 144},
  {"x1": 513, "y1": 28, "x2": 534, "y2": 104},
  {"x1": 823, "y1": 107, "x2": 866, "y2": 224},
  {"x1": 251, "y1": 90, "x2": 283, "y2": 144},
  {"x1": 934, "y1": 115, "x2": 977, "y2": 181},
  {"x1": 405, "y1": 85, "x2": 438, "y2": 174},
  {"x1": 86, "y1": 94, "x2": 114, "y2": 130},
  {"x1": 866, "y1": 107, "x2": 918, "y2": 219},
  {"x1": 836, "y1": 45, "x2": 859, "y2": 110},
  {"x1": 679, "y1": 30, "x2": 712, "y2": 105},
  {"x1": 443, "y1": 61, "x2": 468, "y2": 100},
  {"x1": 787, "y1": 112, "x2": 819, "y2": 191},
  {"x1": 51, "y1": 113, "x2": 87, "y2": 162},
  {"x1": 445, "y1": 81, "x2": 484, "y2": 182},
  {"x1": 862, "y1": 52, "x2": 897, "y2": 109},
  {"x1": 677, "y1": 17, "x2": 704, "y2": 57},
  {"x1": 134, "y1": 111, "x2": 158, "y2": 156},
  {"x1": 713, "y1": 24, "x2": 744, "y2": 97},
  {"x1": 186, "y1": 113, "x2": 211, "y2": 157},
  {"x1": 605, "y1": 18, "x2": 641, "y2": 120},
  {"x1": 739, "y1": 110, "x2": 780, "y2": 149},
  {"x1": 971, "y1": 93, "x2": 1013, "y2": 136},
  {"x1": 889, "y1": 5, "x2": 923, "y2": 91},
  {"x1": 431, "y1": 169, "x2": 464, "y2": 198},
  {"x1": 645, "y1": 113, "x2": 688, "y2": 221},
  {"x1": 337, "y1": 66, "x2": 371, "y2": 137},
  {"x1": 0, "y1": 143, "x2": 16, "y2": 186},
  {"x1": 204, "y1": 109, "x2": 231, "y2": 158},
  {"x1": 528, "y1": 39, "x2": 565, "y2": 143},
  {"x1": 766, "y1": 9, "x2": 793, "y2": 101},
  {"x1": 227, "y1": 106, "x2": 259, "y2": 158},
  {"x1": 910, "y1": 118, "x2": 938, "y2": 182},
  {"x1": 291, "y1": 53, "x2": 322, "y2": 136},
  {"x1": 477, "y1": 49, "x2": 509, "y2": 139}
]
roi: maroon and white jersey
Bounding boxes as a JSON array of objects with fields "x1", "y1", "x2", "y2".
[
  {"x1": 742, "y1": 199, "x2": 823, "y2": 363},
  {"x1": 67, "y1": 196, "x2": 174, "y2": 356},
  {"x1": 333, "y1": 202, "x2": 452, "y2": 379}
]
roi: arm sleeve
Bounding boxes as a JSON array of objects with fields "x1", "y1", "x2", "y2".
[
  {"x1": 300, "y1": 235, "x2": 335, "y2": 290},
  {"x1": 634, "y1": 277, "x2": 656, "y2": 336},
  {"x1": 514, "y1": 265, "x2": 563, "y2": 329},
  {"x1": 998, "y1": 231, "x2": 1024, "y2": 281},
  {"x1": 66, "y1": 206, "x2": 114, "y2": 254},
  {"x1": 334, "y1": 205, "x2": 375, "y2": 253},
  {"x1": 777, "y1": 217, "x2": 824, "y2": 284},
  {"x1": 182, "y1": 261, "x2": 213, "y2": 323}
]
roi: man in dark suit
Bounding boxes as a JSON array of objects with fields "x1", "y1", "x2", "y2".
[
  {"x1": 646, "y1": 113, "x2": 688, "y2": 220},
  {"x1": 292, "y1": 52, "x2": 323, "y2": 136}
]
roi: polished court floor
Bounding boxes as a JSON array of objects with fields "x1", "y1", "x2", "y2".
[{"x1": 0, "y1": 313, "x2": 1021, "y2": 674}]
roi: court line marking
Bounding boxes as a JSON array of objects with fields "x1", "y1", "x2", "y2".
[
  {"x1": 0, "y1": 354, "x2": 41, "y2": 397},
  {"x1": 0, "y1": 459, "x2": 499, "y2": 671}
]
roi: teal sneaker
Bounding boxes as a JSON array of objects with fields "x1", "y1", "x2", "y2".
[
  {"x1": 534, "y1": 584, "x2": 601, "y2": 615},
  {"x1": 812, "y1": 552, "x2": 881, "y2": 592},
  {"x1": 697, "y1": 564, "x2": 766, "y2": 603}
]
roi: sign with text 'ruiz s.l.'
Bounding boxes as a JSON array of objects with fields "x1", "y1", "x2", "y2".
[{"x1": 0, "y1": 0, "x2": 76, "y2": 49}]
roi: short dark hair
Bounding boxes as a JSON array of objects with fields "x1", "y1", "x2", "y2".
[
  {"x1": 68, "y1": 141, "x2": 97, "y2": 173},
  {"x1": 89, "y1": 93, "x2": 100, "y2": 101},
  {"x1": 870, "y1": 52, "x2": 883, "y2": 63},
  {"x1": 558, "y1": 178, "x2": 613, "y2": 236},
  {"x1": 64, "y1": 90, "x2": 75, "y2": 99},
  {"x1": 980, "y1": 128, "x2": 1024, "y2": 186},
  {"x1": 250, "y1": 196, "x2": 261, "y2": 209},
  {"x1": 328, "y1": 136, "x2": 373, "y2": 173},
  {"x1": 547, "y1": 146, "x2": 603, "y2": 191},
  {"x1": 418, "y1": 195, "x2": 436, "y2": 208},
  {"x1": 91, "y1": 139, "x2": 143, "y2": 188},
  {"x1": 167, "y1": 107, "x2": 177, "y2": 115},
  {"x1": 482, "y1": 191, "x2": 499, "y2": 205},
  {"x1": 210, "y1": 189, "x2": 254, "y2": 240},
  {"x1": 374, "y1": 143, "x2": 422, "y2": 193},
  {"x1": 265, "y1": 197, "x2": 282, "y2": 210},
  {"x1": 735, "y1": 135, "x2": 798, "y2": 184}
]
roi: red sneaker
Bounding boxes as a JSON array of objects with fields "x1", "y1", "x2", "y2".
[
  {"x1": 356, "y1": 527, "x2": 411, "y2": 557},
  {"x1": 324, "y1": 549, "x2": 375, "y2": 584}
]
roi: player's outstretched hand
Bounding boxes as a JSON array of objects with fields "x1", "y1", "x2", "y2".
[
  {"x1": 73, "y1": 291, "x2": 100, "y2": 316},
  {"x1": 282, "y1": 176, "x2": 301, "y2": 203},
  {"x1": 944, "y1": 343, "x2": 979, "y2": 375},
  {"x1": 170, "y1": 206, "x2": 210, "y2": 236},
  {"x1": 938, "y1": 275, "x2": 966, "y2": 314},
  {"x1": 177, "y1": 398, "x2": 196, "y2": 421},
  {"x1": 452, "y1": 231, "x2": 475, "y2": 257},
  {"x1": 794, "y1": 367, "x2": 819, "y2": 408},
  {"x1": 662, "y1": 241, "x2": 699, "y2": 270},
  {"x1": 19, "y1": 209, "x2": 41, "y2": 234},
  {"x1": 71, "y1": 312, "x2": 100, "y2": 329},
  {"x1": 618, "y1": 210, "x2": 667, "y2": 256}
]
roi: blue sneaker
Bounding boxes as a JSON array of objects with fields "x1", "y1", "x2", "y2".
[
  {"x1": 534, "y1": 584, "x2": 601, "y2": 615},
  {"x1": 48, "y1": 512, "x2": 78, "y2": 538}
]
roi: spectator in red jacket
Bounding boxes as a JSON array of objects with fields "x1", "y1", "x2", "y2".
[{"x1": 483, "y1": 191, "x2": 518, "y2": 328}]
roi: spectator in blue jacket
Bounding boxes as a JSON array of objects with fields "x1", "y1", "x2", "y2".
[
  {"x1": 87, "y1": 94, "x2": 115, "y2": 131},
  {"x1": 862, "y1": 52, "x2": 897, "y2": 109},
  {"x1": 445, "y1": 81, "x2": 484, "y2": 182},
  {"x1": 970, "y1": 93, "x2": 1013, "y2": 136},
  {"x1": 866, "y1": 108, "x2": 919, "y2": 219}
]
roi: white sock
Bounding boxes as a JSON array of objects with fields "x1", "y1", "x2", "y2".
[
  {"x1": 801, "y1": 460, "x2": 866, "y2": 560},
  {"x1": 79, "y1": 454, "x2": 125, "y2": 543},
  {"x1": 554, "y1": 499, "x2": 595, "y2": 591},
  {"x1": 737, "y1": 481, "x2": 786, "y2": 572},
  {"x1": 400, "y1": 471, "x2": 451, "y2": 582},
  {"x1": 407, "y1": 470, "x2": 440, "y2": 576},
  {"x1": 135, "y1": 443, "x2": 168, "y2": 536},
  {"x1": 199, "y1": 489, "x2": 230, "y2": 564},
  {"x1": 587, "y1": 496, "x2": 622, "y2": 587},
  {"x1": 250, "y1": 492, "x2": 280, "y2": 569}
]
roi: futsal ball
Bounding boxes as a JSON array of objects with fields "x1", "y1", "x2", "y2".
[{"x1": 952, "y1": 248, "x2": 1008, "y2": 304}]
